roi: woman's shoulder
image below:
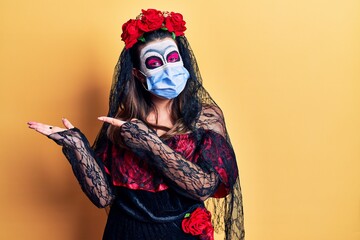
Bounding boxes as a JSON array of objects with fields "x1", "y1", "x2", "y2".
[
  {"x1": 196, "y1": 104, "x2": 226, "y2": 136},
  {"x1": 199, "y1": 104, "x2": 224, "y2": 119}
]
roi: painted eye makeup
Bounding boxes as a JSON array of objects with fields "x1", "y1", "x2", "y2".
[
  {"x1": 145, "y1": 56, "x2": 164, "y2": 69},
  {"x1": 166, "y1": 51, "x2": 180, "y2": 63}
]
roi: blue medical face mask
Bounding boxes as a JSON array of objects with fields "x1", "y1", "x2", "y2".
[{"x1": 139, "y1": 39, "x2": 190, "y2": 99}]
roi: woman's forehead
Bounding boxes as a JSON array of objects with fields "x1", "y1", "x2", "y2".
[{"x1": 139, "y1": 38, "x2": 178, "y2": 57}]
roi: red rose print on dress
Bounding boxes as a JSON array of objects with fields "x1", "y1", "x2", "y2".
[{"x1": 182, "y1": 207, "x2": 214, "y2": 240}]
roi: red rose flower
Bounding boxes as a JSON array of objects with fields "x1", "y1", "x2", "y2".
[
  {"x1": 120, "y1": 9, "x2": 187, "y2": 49},
  {"x1": 121, "y1": 19, "x2": 142, "y2": 49},
  {"x1": 165, "y1": 12, "x2": 186, "y2": 36},
  {"x1": 182, "y1": 207, "x2": 214, "y2": 240},
  {"x1": 138, "y1": 9, "x2": 164, "y2": 32}
]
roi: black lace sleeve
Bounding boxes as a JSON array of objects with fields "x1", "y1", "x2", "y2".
[
  {"x1": 48, "y1": 128, "x2": 115, "y2": 208},
  {"x1": 119, "y1": 120, "x2": 220, "y2": 201}
]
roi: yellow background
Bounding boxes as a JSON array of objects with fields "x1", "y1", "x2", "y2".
[{"x1": 1, "y1": 0, "x2": 359, "y2": 239}]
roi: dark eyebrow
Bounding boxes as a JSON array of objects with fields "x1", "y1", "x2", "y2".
[{"x1": 142, "y1": 44, "x2": 177, "y2": 57}]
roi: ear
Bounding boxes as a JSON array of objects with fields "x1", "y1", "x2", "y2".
[{"x1": 132, "y1": 68, "x2": 146, "y2": 83}]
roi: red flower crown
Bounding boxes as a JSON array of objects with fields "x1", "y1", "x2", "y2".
[{"x1": 121, "y1": 9, "x2": 187, "y2": 49}]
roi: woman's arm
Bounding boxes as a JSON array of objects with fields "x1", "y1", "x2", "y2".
[
  {"x1": 119, "y1": 120, "x2": 219, "y2": 201},
  {"x1": 97, "y1": 105, "x2": 237, "y2": 201},
  {"x1": 120, "y1": 120, "x2": 220, "y2": 201},
  {"x1": 28, "y1": 120, "x2": 115, "y2": 208}
]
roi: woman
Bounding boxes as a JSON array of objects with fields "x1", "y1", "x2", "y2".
[{"x1": 28, "y1": 9, "x2": 244, "y2": 240}]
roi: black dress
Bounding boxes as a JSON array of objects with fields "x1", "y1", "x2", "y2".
[{"x1": 49, "y1": 105, "x2": 239, "y2": 240}]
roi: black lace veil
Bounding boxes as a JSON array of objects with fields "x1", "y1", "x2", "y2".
[{"x1": 92, "y1": 35, "x2": 245, "y2": 240}]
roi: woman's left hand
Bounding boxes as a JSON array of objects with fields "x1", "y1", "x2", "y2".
[
  {"x1": 27, "y1": 118, "x2": 75, "y2": 136},
  {"x1": 97, "y1": 116, "x2": 127, "y2": 127}
]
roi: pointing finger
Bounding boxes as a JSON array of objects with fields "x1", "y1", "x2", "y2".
[
  {"x1": 62, "y1": 118, "x2": 74, "y2": 129},
  {"x1": 98, "y1": 116, "x2": 126, "y2": 127}
]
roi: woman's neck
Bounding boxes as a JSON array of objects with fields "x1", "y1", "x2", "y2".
[
  {"x1": 151, "y1": 95, "x2": 173, "y2": 114},
  {"x1": 147, "y1": 95, "x2": 174, "y2": 133}
]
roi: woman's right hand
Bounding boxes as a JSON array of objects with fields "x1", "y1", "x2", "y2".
[{"x1": 27, "y1": 118, "x2": 74, "y2": 136}]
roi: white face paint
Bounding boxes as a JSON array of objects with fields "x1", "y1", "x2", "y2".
[
  {"x1": 138, "y1": 38, "x2": 190, "y2": 99},
  {"x1": 139, "y1": 39, "x2": 184, "y2": 76}
]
